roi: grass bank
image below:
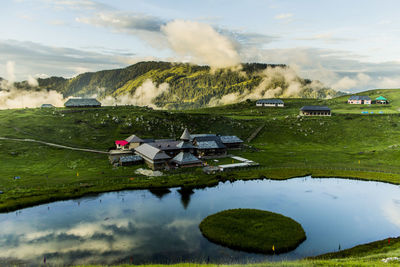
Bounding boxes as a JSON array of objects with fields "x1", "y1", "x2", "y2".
[{"x1": 76, "y1": 236, "x2": 400, "y2": 266}]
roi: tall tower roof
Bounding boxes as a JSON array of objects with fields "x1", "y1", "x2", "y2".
[{"x1": 180, "y1": 128, "x2": 191, "y2": 141}]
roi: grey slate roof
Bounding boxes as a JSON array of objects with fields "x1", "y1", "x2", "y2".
[
  {"x1": 256, "y1": 99, "x2": 284, "y2": 104},
  {"x1": 193, "y1": 136, "x2": 226, "y2": 149},
  {"x1": 172, "y1": 152, "x2": 202, "y2": 165},
  {"x1": 64, "y1": 98, "x2": 101, "y2": 107},
  {"x1": 125, "y1": 134, "x2": 144, "y2": 143},
  {"x1": 135, "y1": 144, "x2": 171, "y2": 160},
  {"x1": 190, "y1": 134, "x2": 216, "y2": 141},
  {"x1": 41, "y1": 104, "x2": 54, "y2": 108},
  {"x1": 119, "y1": 155, "x2": 143, "y2": 163},
  {"x1": 177, "y1": 141, "x2": 194, "y2": 149},
  {"x1": 180, "y1": 128, "x2": 191, "y2": 141},
  {"x1": 148, "y1": 141, "x2": 181, "y2": 151},
  {"x1": 219, "y1": 135, "x2": 243, "y2": 144},
  {"x1": 301, "y1": 106, "x2": 331, "y2": 111},
  {"x1": 196, "y1": 140, "x2": 221, "y2": 149},
  {"x1": 348, "y1": 95, "x2": 371, "y2": 101}
]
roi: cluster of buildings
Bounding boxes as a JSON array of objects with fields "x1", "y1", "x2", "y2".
[
  {"x1": 256, "y1": 95, "x2": 390, "y2": 117},
  {"x1": 347, "y1": 95, "x2": 389, "y2": 105},
  {"x1": 110, "y1": 129, "x2": 244, "y2": 170},
  {"x1": 256, "y1": 99, "x2": 331, "y2": 117},
  {"x1": 41, "y1": 98, "x2": 102, "y2": 109}
]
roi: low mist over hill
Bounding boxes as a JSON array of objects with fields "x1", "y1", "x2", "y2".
[{"x1": 1, "y1": 61, "x2": 343, "y2": 109}]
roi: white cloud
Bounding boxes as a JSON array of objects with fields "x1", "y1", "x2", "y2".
[
  {"x1": 6, "y1": 60, "x2": 15, "y2": 84},
  {"x1": 161, "y1": 20, "x2": 240, "y2": 68},
  {"x1": 275, "y1": 13, "x2": 293, "y2": 20},
  {"x1": 102, "y1": 79, "x2": 169, "y2": 108},
  {"x1": 27, "y1": 74, "x2": 38, "y2": 87}
]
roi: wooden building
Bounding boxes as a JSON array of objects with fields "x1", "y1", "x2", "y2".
[
  {"x1": 108, "y1": 150, "x2": 135, "y2": 165},
  {"x1": 192, "y1": 136, "x2": 227, "y2": 157},
  {"x1": 119, "y1": 155, "x2": 143, "y2": 166},
  {"x1": 134, "y1": 143, "x2": 171, "y2": 170},
  {"x1": 348, "y1": 95, "x2": 371, "y2": 104},
  {"x1": 64, "y1": 98, "x2": 101, "y2": 108},
  {"x1": 125, "y1": 135, "x2": 145, "y2": 149},
  {"x1": 171, "y1": 152, "x2": 202, "y2": 168},
  {"x1": 256, "y1": 99, "x2": 284, "y2": 107},
  {"x1": 300, "y1": 106, "x2": 331, "y2": 116},
  {"x1": 147, "y1": 140, "x2": 182, "y2": 157},
  {"x1": 219, "y1": 135, "x2": 244, "y2": 149}
]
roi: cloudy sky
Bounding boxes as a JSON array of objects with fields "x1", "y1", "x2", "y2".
[{"x1": 2, "y1": 0, "x2": 400, "y2": 92}]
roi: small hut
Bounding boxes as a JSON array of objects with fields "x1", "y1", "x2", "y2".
[
  {"x1": 41, "y1": 104, "x2": 54, "y2": 108},
  {"x1": 376, "y1": 96, "x2": 389, "y2": 104},
  {"x1": 115, "y1": 140, "x2": 129, "y2": 150}
]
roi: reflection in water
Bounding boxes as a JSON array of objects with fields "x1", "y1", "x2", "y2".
[
  {"x1": 177, "y1": 187, "x2": 194, "y2": 209},
  {"x1": 0, "y1": 177, "x2": 400, "y2": 265},
  {"x1": 148, "y1": 188, "x2": 172, "y2": 200}
]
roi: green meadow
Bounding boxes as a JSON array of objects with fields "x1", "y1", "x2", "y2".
[{"x1": 1, "y1": 89, "x2": 400, "y2": 212}]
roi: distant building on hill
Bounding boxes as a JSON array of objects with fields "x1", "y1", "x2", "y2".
[
  {"x1": 375, "y1": 96, "x2": 389, "y2": 104},
  {"x1": 348, "y1": 95, "x2": 371, "y2": 104},
  {"x1": 256, "y1": 99, "x2": 284, "y2": 107},
  {"x1": 41, "y1": 104, "x2": 54, "y2": 108},
  {"x1": 300, "y1": 106, "x2": 331, "y2": 116},
  {"x1": 64, "y1": 98, "x2": 101, "y2": 108}
]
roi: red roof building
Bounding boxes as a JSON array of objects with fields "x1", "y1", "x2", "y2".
[{"x1": 115, "y1": 140, "x2": 129, "y2": 149}]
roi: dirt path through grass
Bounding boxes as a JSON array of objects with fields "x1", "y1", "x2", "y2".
[
  {"x1": 246, "y1": 123, "x2": 265, "y2": 143},
  {"x1": 0, "y1": 137, "x2": 109, "y2": 154}
]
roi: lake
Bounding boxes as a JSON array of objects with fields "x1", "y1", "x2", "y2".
[{"x1": 0, "y1": 177, "x2": 400, "y2": 265}]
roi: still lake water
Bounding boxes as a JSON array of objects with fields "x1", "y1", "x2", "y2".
[{"x1": 1, "y1": 177, "x2": 400, "y2": 265}]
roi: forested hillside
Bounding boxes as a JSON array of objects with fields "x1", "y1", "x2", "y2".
[{"x1": 4, "y1": 62, "x2": 343, "y2": 109}]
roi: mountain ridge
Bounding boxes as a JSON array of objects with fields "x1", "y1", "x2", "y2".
[{"x1": 1, "y1": 61, "x2": 343, "y2": 109}]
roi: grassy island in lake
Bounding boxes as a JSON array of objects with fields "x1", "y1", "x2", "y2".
[{"x1": 199, "y1": 209, "x2": 306, "y2": 254}]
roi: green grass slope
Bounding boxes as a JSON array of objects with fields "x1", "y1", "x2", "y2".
[{"x1": 1, "y1": 91, "x2": 400, "y2": 212}]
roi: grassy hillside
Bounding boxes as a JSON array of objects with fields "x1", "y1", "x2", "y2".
[
  {"x1": 1, "y1": 90, "x2": 400, "y2": 212},
  {"x1": 1, "y1": 90, "x2": 400, "y2": 265},
  {"x1": 5, "y1": 61, "x2": 342, "y2": 109}
]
